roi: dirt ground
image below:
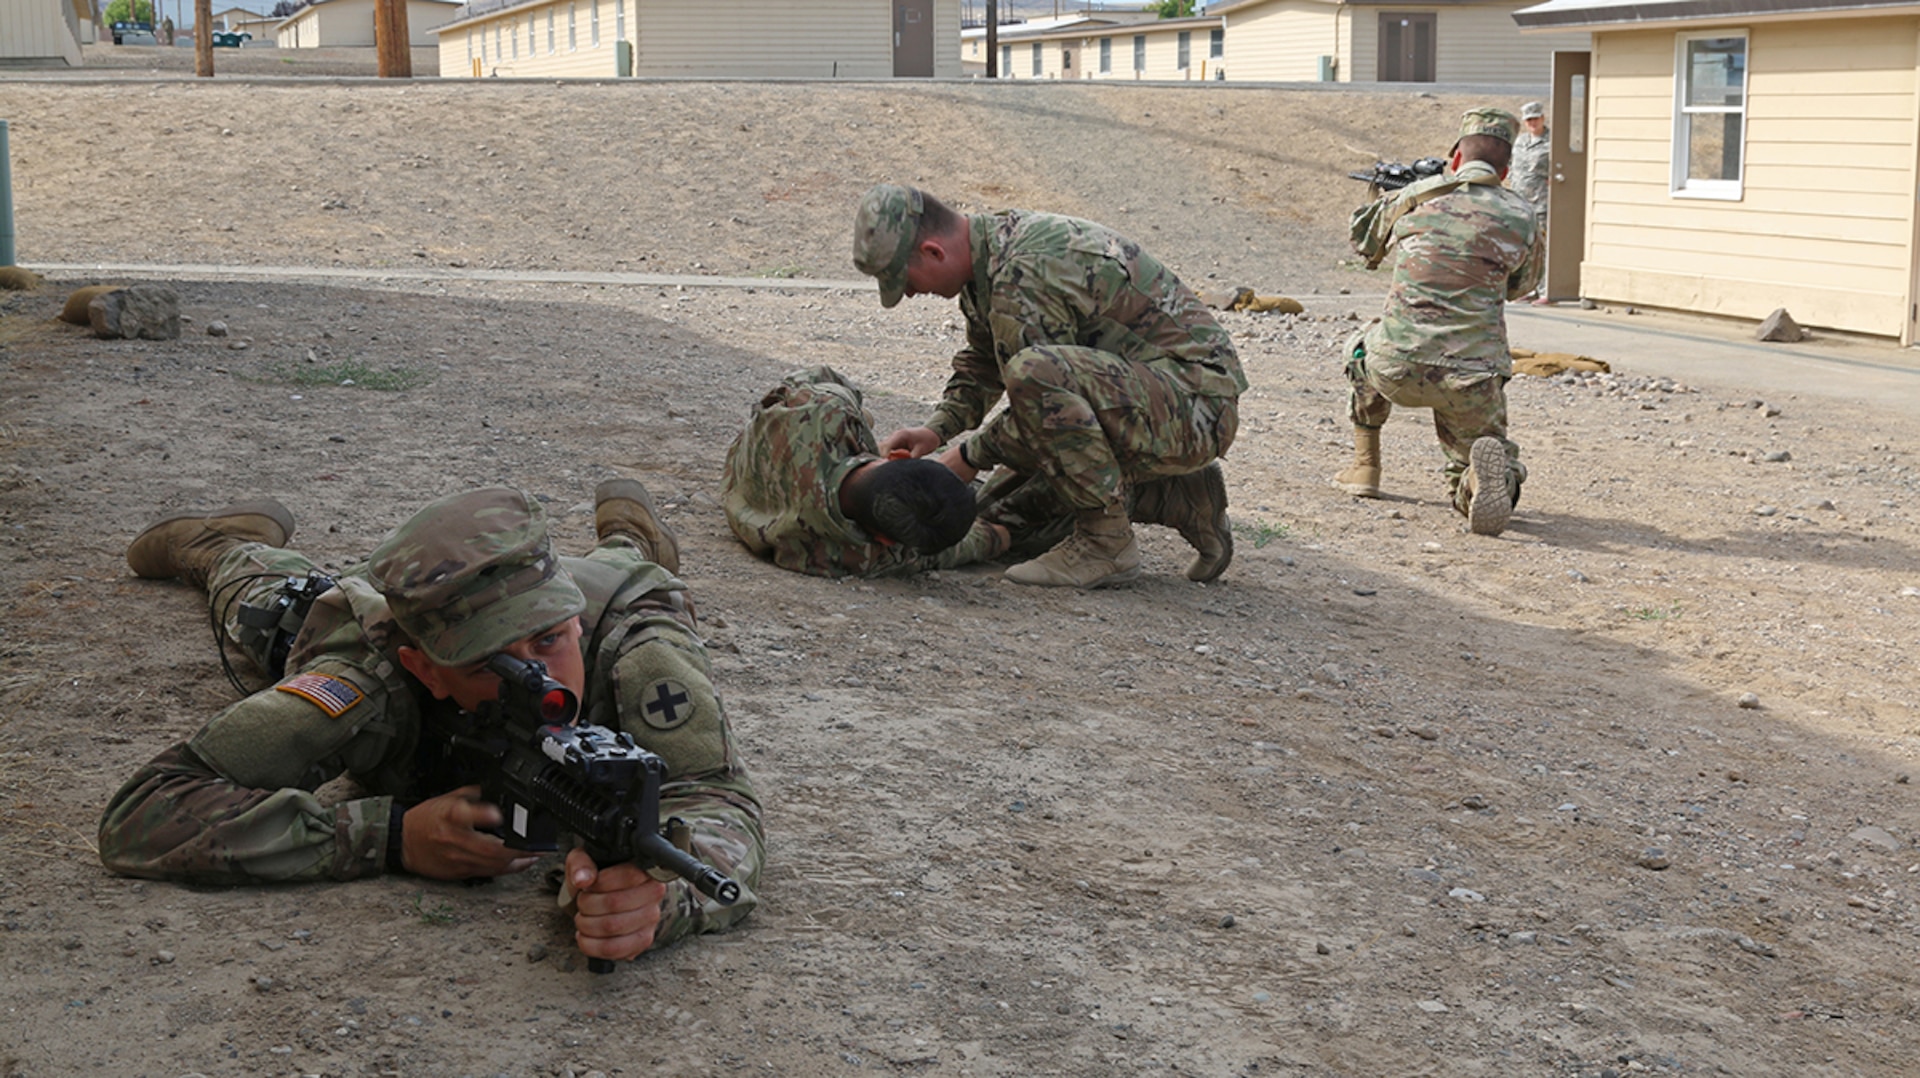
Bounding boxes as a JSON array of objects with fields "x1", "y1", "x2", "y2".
[{"x1": 4, "y1": 66, "x2": 1920, "y2": 1078}]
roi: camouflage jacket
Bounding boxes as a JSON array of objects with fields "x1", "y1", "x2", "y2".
[
  {"x1": 722, "y1": 365, "x2": 1006, "y2": 577},
  {"x1": 1350, "y1": 160, "x2": 1541, "y2": 374},
  {"x1": 1510, "y1": 130, "x2": 1551, "y2": 208},
  {"x1": 98, "y1": 545, "x2": 762, "y2": 950},
  {"x1": 927, "y1": 210, "x2": 1248, "y2": 466}
]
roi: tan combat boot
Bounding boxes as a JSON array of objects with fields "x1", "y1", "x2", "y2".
[
  {"x1": 1334, "y1": 426, "x2": 1382, "y2": 497},
  {"x1": 594, "y1": 477, "x2": 681, "y2": 574},
  {"x1": 1005, "y1": 505, "x2": 1141, "y2": 588},
  {"x1": 126, "y1": 499, "x2": 296, "y2": 590},
  {"x1": 1460, "y1": 436, "x2": 1512, "y2": 536},
  {"x1": 1132, "y1": 463, "x2": 1233, "y2": 582}
]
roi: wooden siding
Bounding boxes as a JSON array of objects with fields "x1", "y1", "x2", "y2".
[
  {"x1": 1221, "y1": 1, "x2": 1340, "y2": 82},
  {"x1": 1582, "y1": 20, "x2": 1918, "y2": 336},
  {"x1": 282, "y1": 0, "x2": 454, "y2": 48},
  {"x1": 443, "y1": 0, "x2": 957, "y2": 79},
  {"x1": 1, "y1": 0, "x2": 83, "y2": 64},
  {"x1": 1071, "y1": 24, "x2": 1217, "y2": 80},
  {"x1": 441, "y1": 0, "x2": 620, "y2": 78},
  {"x1": 1347, "y1": 3, "x2": 1587, "y2": 83}
]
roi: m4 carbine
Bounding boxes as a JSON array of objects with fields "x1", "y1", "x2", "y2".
[
  {"x1": 1347, "y1": 156, "x2": 1447, "y2": 197},
  {"x1": 471, "y1": 653, "x2": 741, "y2": 973}
]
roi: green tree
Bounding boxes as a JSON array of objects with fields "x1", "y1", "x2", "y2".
[
  {"x1": 103, "y1": 0, "x2": 156, "y2": 23},
  {"x1": 1149, "y1": 0, "x2": 1196, "y2": 16}
]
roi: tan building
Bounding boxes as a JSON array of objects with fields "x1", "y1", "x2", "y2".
[
  {"x1": 437, "y1": 0, "x2": 960, "y2": 79},
  {"x1": 277, "y1": 0, "x2": 459, "y2": 48},
  {"x1": 228, "y1": 11, "x2": 283, "y2": 38},
  {"x1": 978, "y1": 14, "x2": 1225, "y2": 81},
  {"x1": 1213, "y1": 0, "x2": 1587, "y2": 82},
  {"x1": 1516, "y1": 0, "x2": 1920, "y2": 342},
  {"x1": 1, "y1": 0, "x2": 88, "y2": 65}
]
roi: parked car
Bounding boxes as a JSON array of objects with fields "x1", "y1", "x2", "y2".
[
  {"x1": 120, "y1": 30, "x2": 158, "y2": 45},
  {"x1": 109, "y1": 19, "x2": 154, "y2": 44}
]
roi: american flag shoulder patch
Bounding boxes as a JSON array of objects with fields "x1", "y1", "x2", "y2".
[{"x1": 276, "y1": 672, "x2": 365, "y2": 718}]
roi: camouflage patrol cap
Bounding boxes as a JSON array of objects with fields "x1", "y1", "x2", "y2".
[
  {"x1": 852, "y1": 183, "x2": 925, "y2": 309},
  {"x1": 1520, "y1": 101, "x2": 1545, "y2": 120},
  {"x1": 368, "y1": 487, "x2": 586, "y2": 667},
  {"x1": 1459, "y1": 106, "x2": 1520, "y2": 144}
]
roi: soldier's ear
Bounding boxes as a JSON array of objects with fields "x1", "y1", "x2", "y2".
[{"x1": 397, "y1": 644, "x2": 456, "y2": 701}]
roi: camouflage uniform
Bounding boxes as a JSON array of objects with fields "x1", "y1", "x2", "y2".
[
  {"x1": 1347, "y1": 110, "x2": 1541, "y2": 508},
  {"x1": 1510, "y1": 128, "x2": 1551, "y2": 214},
  {"x1": 721, "y1": 365, "x2": 1012, "y2": 577},
  {"x1": 856, "y1": 189, "x2": 1246, "y2": 517},
  {"x1": 1510, "y1": 107, "x2": 1551, "y2": 250},
  {"x1": 99, "y1": 489, "x2": 761, "y2": 951}
]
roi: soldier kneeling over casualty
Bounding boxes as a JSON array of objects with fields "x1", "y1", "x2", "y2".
[
  {"x1": 1338, "y1": 106, "x2": 1540, "y2": 537},
  {"x1": 852, "y1": 184, "x2": 1242, "y2": 588},
  {"x1": 98, "y1": 481, "x2": 762, "y2": 966},
  {"x1": 722, "y1": 364, "x2": 1233, "y2": 583}
]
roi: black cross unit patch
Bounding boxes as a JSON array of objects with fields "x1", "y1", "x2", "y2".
[{"x1": 642, "y1": 678, "x2": 694, "y2": 730}]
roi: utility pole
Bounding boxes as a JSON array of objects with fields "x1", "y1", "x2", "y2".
[
  {"x1": 194, "y1": 0, "x2": 212, "y2": 75},
  {"x1": 985, "y1": 0, "x2": 997, "y2": 78},
  {"x1": 374, "y1": 0, "x2": 412, "y2": 77}
]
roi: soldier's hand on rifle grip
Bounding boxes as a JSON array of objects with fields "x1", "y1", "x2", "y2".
[
  {"x1": 563, "y1": 847, "x2": 667, "y2": 963},
  {"x1": 400, "y1": 785, "x2": 540, "y2": 880}
]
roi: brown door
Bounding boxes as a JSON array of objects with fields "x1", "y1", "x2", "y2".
[
  {"x1": 1062, "y1": 43, "x2": 1076, "y2": 80},
  {"x1": 1377, "y1": 13, "x2": 1435, "y2": 82},
  {"x1": 893, "y1": 0, "x2": 934, "y2": 77},
  {"x1": 1544, "y1": 50, "x2": 1591, "y2": 302}
]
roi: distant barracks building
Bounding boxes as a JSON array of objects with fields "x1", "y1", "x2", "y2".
[{"x1": 436, "y1": 0, "x2": 960, "y2": 78}]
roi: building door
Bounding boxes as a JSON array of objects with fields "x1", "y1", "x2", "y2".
[
  {"x1": 1062, "y1": 43, "x2": 1076, "y2": 79},
  {"x1": 1544, "y1": 50, "x2": 1591, "y2": 303},
  {"x1": 893, "y1": 0, "x2": 933, "y2": 77},
  {"x1": 1377, "y1": 13, "x2": 1435, "y2": 82}
]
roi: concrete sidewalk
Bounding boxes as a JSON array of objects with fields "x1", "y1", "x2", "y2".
[{"x1": 1507, "y1": 302, "x2": 1920, "y2": 415}]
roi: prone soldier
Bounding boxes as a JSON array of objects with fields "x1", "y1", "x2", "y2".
[{"x1": 98, "y1": 481, "x2": 762, "y2": 965}]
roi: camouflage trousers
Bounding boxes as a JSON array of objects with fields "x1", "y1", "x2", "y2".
[
  {"x1": 1346, "y1": 346, "x2": 1526, "y2": 508},
  {"x1": 205, "y1": 542, "x2": 330, "y2": 677},
  {"x1": 981, "y1": 344, "x2": 1239, "y2": 514}
]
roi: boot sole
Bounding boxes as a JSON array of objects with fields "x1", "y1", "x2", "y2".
[
  {"x1": 1004, "y1": 564, "x2": 1141, "y2": 588},
  {"x1": 1466, "y1": 438, "x2": 1512, "y2": 536}
]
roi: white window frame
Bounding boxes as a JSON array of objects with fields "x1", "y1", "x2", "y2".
[
  {"x1": 1133, "y1": 34, "x2": 1145, "y2": 73},
  {"x1": 1176, "y1": 30, "x2": 1189, "y2": 71},
  {"x1": 1099, "y1": 36, "x2": 1111, "y2": 73},
  {"x1": 546, "y1": 9, "x2": 555, "y2": 54},
  {"x1": 1671, "y1": 30, "x2": 1748, "y2": 201},
  {"x1": 590, "y1": 1, "x2": 599, "y2": 47},
  {"x1": 615, "y1": 0, "x2": 624, "y2": 41},
  {"x1": 1209, "y1": 27, "x2": 1223, "y2": 60},
  {"x1": 1000, "y1": 44, "x2": 1011, "y2": 76},
  {"x1": 568, "y1": 3, "x2": 577, "y2": 51},
  {"x1": 1031, "y1": 42, "x2": 1042, "y2": 76}
]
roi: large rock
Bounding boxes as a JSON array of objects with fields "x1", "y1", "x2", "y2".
[
  {"x1": 1756, "y1": 307, "x2": 1806, "y2": 343},
  {"x1": 88, "y1": 285, "x2": 181, "y2": 340}
]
